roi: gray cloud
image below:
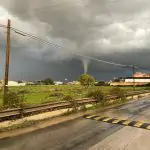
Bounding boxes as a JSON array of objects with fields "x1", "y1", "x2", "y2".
[{"x1": 0, "y1": 0, "x2": 150, "y2": 81}]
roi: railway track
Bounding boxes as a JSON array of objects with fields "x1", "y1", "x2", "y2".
[{"x1": 0, "y1": 90, "x2": 149, "y2": 122}]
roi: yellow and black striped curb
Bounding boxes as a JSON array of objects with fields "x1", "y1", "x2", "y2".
[{"x1": 84, "y1": 114, "x2": 150, "y2": 130}]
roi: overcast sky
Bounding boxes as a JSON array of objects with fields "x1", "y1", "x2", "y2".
[{"x1": 0, "y1": 0, "x2": 150, "y2": 81}]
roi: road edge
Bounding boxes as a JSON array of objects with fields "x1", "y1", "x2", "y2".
[{"x1": 0, "y1": 93, "x2": 150, "y2": 140}]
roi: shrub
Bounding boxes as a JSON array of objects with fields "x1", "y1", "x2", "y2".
[
  {"x1": 87, "y1": 90, "x2": 105, "y2": 103},
  {"x1": 109, "y1": 87, "x2": 126, "y2": 100},
  {"x1": 78, "y1": 74, "x2": 95, "y2": 88},
  {"x1": 3, "y1": 91, "x2": 26, "y2": 108},
  {"x1": 144, "y1": 87, "x2": 150, "y2": 90},
  {"x1": 49, "y1": 92, "x2": 64, "y2": 97},
  {"x1": 62, "y1": 95, "x2": 73, "y2": 101},
  {"x1": 41, "y1": 78, "x2": 54, "y2": 85},
  {"x1": 145, "y1": 83, "x2": 150, "y2": 86},
  {"x1": 75, "y1": 89, "x2": 82, "y2": 94},
  {"x1": 17, "y1": 89, "x2": 30, "y2": 94},
  {"x1": 62, "y1": 95, "x2": 78, "y2": 111},
  {"x1": 54, "y1": 88, "x2": 62, "y2": 92},
  {"x1": 95, "y1": 81, "x2": 109, "y2": 86}
]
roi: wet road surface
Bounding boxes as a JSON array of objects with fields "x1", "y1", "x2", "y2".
[{"x1": 1, "y1": 96, "x2": 150, "y2": 150}]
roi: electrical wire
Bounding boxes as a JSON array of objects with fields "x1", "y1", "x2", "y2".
[
  {"x1": 0, "y1": 23, "x2": 148, "y2": 70},
  {"x1": 135, "y1": 66, "x2": 150, "y2": 72},
  {"x1": 10, "y1": 26, "x2": 130, "y2": 68}
]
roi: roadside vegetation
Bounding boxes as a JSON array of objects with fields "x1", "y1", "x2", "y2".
[
  {"x1": 0, "y1": 85, "x2": 148, "y2": 109},
  {"x1": 0, "y1": 73, "x2": 149, "y2": 109},
  {"x1": 0, "y1": 120, "x2": 37, "y2": 132},
  {"x1": 87, "y1": 90, "x2": 106, "y2": 103},
  {"x1": 0, "y1": 85, "x2": 149, "y2": 132},
  {"x1": 3, "y1": 91, "x2": 26, "y2": 109},
  {"x1": 78, "y1": 74, "x2": 95, "y2": 88}
]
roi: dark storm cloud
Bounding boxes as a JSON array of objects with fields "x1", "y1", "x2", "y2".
[{"x1": 0, "y1": 0, "x2": 150, "y2": 80}]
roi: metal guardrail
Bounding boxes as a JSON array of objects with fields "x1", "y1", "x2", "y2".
[
  {"x1": 0, "y1": 90, "x2": 150, "y2": 122},
  {"x1": 0, "y1": 98, "x2": 97, "y2": 122}
]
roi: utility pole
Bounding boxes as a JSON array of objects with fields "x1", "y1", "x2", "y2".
[
  {"x1": 132, "y1": 64, "x2": 135, "y2": 91},
  {"x1": 3, "y1": 19, "x2": 11, "y2": 104}
]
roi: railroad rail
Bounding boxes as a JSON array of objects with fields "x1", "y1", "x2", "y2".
[{"x1": 0, "y1": 90, "x2": 150, "y2": 122}]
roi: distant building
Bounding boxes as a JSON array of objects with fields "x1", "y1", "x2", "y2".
[
  {"x1": 0, "y1": 80, "x2": 26, "y2": 86},
  {"x1": 67, "y1": 81, "x2": 80, "y2": 85},
  {"x1": 125, "y1": 77, "x2": 150, "y2": 83},
  {"x1": 133, "y1": 72, "x2": 150, "y2": 78},
  {"x1": 110, "y1": 72, "x2": 150, "y2": 86},
  {"x1": 54, "y1": 81, "x2": 63, "y2": 85},
  {"x1": 8, "y1": 81, "x2": 20, "y2": 86},
  {"x1": 18, "y1": 83, "x2": 26, "y2": 86}
]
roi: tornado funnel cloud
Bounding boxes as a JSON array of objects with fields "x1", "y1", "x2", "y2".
[{"x1": 82, "y1": 59, "x2": 90, "y2": 74}]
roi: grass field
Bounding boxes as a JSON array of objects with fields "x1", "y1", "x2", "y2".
[{"x1": 0, "y1": 85, "x2": 148, "y2": 107}]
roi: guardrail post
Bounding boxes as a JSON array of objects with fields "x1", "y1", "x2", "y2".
[
  {"x1": 20, "y1": 108, "x2": 24, "y2": 118},
  {"x1": 19, "y1": 103, "x2": 26, "y2": 118}
]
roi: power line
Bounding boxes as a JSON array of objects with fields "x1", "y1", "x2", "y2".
[
  {"x1": 0, "y1": 23, "x2": 148, "y2": 70},
  {"x1": 10, "y1": 26, "x2": 130, "y2": 68},
  {"x1": 135, "y1": 66, "x2": 150, "y2": 72}
]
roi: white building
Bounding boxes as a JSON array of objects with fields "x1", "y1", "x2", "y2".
[
  {"x1": 0, "y1": 80, "x2": 26, "y2": 86},
  {"x1": 67, "y1": 81, "x2": 80, "y2": 85},
  {"x1": 54, "y1": 81, "x2": 63, "y2": 85},
  {"x1": 110, "y1": 77, "x2": 150, "y2": 86},
  {"x1": 8, "y1": 81, "x2": 26, "y2": 86},
  {"x1": 125, "y1": 78, "x2": 150, "y2": 83},
  {"x1": 8, "y1": 81, "x2": 19, "y2": 86}
]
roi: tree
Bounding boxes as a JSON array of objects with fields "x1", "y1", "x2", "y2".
[
  {"x1": 42, "y1": 78, "x2": 54, "y2": 85},
  {"x1": 18, "y1": 80, "x2": 23, "y2": 83},
  {"x1": 78, "y1": 74, "x2": 95, "y2": 88},
  {"x1": 95, "y1": 81, "x2": 109, "y2": 86}
]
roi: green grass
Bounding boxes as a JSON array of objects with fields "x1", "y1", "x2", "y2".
[
  {"x1": 25, "y1": 93, "x2": 49, "y2": 105},
  {"x1": 0, "y1": 85, "x2": 149, "y2": 107}
]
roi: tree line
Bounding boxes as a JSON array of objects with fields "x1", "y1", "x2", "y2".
[{"x1": 25, "y1": 74, "x2": 106, "y2": 87}]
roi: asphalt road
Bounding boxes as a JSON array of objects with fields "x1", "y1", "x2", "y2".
[{"x1": 1, "y1": 96, "x2": 150, "y2": 150}]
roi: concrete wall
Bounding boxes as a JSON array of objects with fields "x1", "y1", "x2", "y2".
[
  {"x1": 125, "y1": 79, "x2": 150, "y2": 83},
  {"x1": 110, "y1": 82, "x2": 147, "y2": 86},
  {"x1": 54, "y1": 82, "x2": 63, "y2": 85},
  {"x1": 0, "y1": 81, "x2": 26, "y2": 87}
]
